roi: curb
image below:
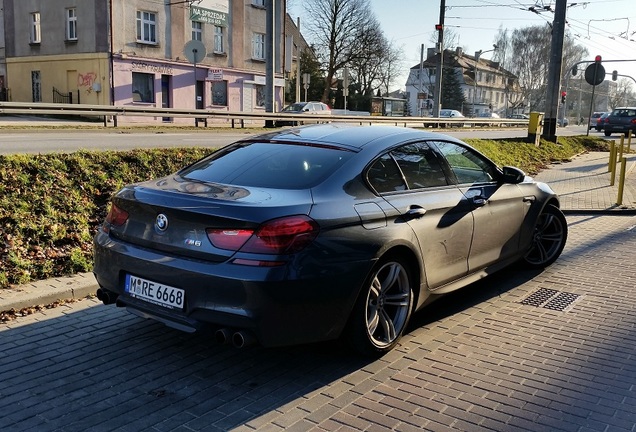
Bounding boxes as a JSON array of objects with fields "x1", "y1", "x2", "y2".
[{"x1": 0, "y1": 273, "x2": 98, "y2": 313}]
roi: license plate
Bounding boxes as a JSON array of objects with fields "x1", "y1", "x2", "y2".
[{"x1": 124, "y1": 274, "x2": 185, "y2": 310}]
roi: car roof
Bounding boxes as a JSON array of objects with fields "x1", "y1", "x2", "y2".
[{"x1": 240, "y1": 124, "x2": 460, "y2": 151}]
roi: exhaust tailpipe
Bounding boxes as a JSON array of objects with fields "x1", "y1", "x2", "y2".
[
  {"x1": 215, "y1": 328, "x2": 232, "y2": 345},
  {"x1": 232, "y1": 330, "x2": 256, "y2": 348},
  {"x1": 96, "y1": 288, "x2": 118, "y2": 305}
]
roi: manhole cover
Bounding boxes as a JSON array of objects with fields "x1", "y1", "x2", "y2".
[
  {"x1": 520, "y1": 288, "x2": 581, "y2": 311},
  {"x1": 543, "y1": 292, "x2": 581, "y2": 311},
  {"x1": 520, "y1": 288, "x2": 559, "y2": 307}
]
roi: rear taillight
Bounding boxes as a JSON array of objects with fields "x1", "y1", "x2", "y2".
[
  {"x1": 631, "y1": 118, "x2": 636, "y2": 125},
  {"x1": 102, "y1": 203, "x2": 129, "y2": 233},
  {"x1": 206, "y1": 215, "x2": 319, "y2": 254}
]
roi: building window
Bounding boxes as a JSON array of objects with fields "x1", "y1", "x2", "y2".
[
  {"x1": 252, "y1": 0, "x2": 265, "y2": 6},
  {"x1": 132, "y1": 72, "x2": 155, "y2": 103},
  {"x1": 30, "y1": 12, "x2": 41, "y2": 43},
  {"x1": 191, "y1": 21, "x2": 202, "y2": 41},
  {"x1": 252, "y1": 33, "x2": 265, "y2": 60},
  {"x1": 214, "y1": 26, "x2": 224, "y2": 53},
  {"x1": 66, "y1": 8, "x2": 77, "y2": 40},
  {"x1": 31, "y1": 71, "x2": 41, "y2": 102},
  {"x1": 211, "y1": 81, "x2": 228, "y2": 106},
  {"x1": 255, "y1": 85, "x2": 265, "y2": 107},
  {"x1": 136, "y1": 11, "x2": 156, "y2": 44}
]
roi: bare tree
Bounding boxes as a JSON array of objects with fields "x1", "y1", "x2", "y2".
[
  {"x1": 608, "y1": 78, "x2": 636, "y2": 108},
  {"x1": 303, "y1": 0, "x2": 377, "y2": 103},
  {"x1": 493, "y1": 25, "x2": 588, "y2": 112}
]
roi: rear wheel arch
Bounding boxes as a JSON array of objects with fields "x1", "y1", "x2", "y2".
[{"x1": 343, "y1": 246, "x2": 422, "y2": 356}]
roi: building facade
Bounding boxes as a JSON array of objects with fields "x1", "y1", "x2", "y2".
[
  {"x1": 3, "y1": 0, "x2": 291, "y2": 124},
  {"x1": 405, "y1": 47, "x2": 520, "y2": 118}
]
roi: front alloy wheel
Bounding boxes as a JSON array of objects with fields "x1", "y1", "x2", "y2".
[
  {"x1": 523, "y1": 204, "x2": 567, "y2": 268},
  {"x1": 346, "y1": 257, "x2": 414, "y2": 356}
]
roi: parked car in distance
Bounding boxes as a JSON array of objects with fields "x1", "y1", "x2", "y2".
[
  {"x1": 474, "y1": 112, "x2": 502, "y2": 127},
  {"x1": 595, "y1": 112, "x2": 611, "y2": 131},
  {"x1": 557, "y1": 118, "x2": 569, "y2": 127},
  {"x1": 275, "y1": 101, "x2": 331, "y2": 127},
  {"x1": 438, "y1": 109, "x2": 465, "y2": 127},
  {"x1": 93, "y1": 124, "x2": 568, "y2": 356},
  {"x1": 603, "y1": 107, "x2": 636, "y2": 137},
  {"x1": 589, "y1": 112, "x2": 604, "y2": 130},
  {"x1": 509, "y1": 114, "x2": 529, "y2": 120}
]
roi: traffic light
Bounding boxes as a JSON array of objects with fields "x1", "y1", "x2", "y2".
[
  {"x1": 595, "y1": 55, "x2": 602, "y2": 63},
  {"x1": 561, "y1": 91, "x2": 567, "y2": 104},
  {"x1": 612, "y1": 70, "x2": 618, "y2": 81}
]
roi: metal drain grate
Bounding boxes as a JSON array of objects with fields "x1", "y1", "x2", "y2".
[
  {"x1": 543, "y1": 292, "x2": 581, "y2": 311},
  {"x1": 520, "y1": 288, "x2": 559, "y2": 307},
  {"x1": 520, "y1": 288, "x2": 581, "y2": 312}
]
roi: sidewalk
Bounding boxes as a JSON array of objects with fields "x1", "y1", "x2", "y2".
[
  {"x1": 533, "y1": 150, "x2": 636, "y2": 213},
  {"x1": 1, "y1": 150, "x2": 635, "y2": 314}
]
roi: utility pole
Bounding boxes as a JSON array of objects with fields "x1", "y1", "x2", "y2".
[
  {"x1": 265, "y1": 0, "x2": 278, "y2": 127},
  {"x1": 542, "y1": 0, "x2": 567, "y2": 142},
  {"x1": 433, "y1": 0, "x2": 446, "y2": 118},
  {"x1": 419, "y1": 44, "x2": 424, "y2": 116},
  {"x1": 296, "y1": 17, "x2": 301, "y2": 103}
]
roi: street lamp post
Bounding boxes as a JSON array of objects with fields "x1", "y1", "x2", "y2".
[{"x1": 473, "y1": 45, "x2": 497, "y2": 117}]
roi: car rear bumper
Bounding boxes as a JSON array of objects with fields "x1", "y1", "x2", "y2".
[{"x1": 93, "y1": 231, "x2": 373, "y2": 347}]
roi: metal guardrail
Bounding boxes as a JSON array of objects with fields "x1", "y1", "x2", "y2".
[{"x1": 0, "y1": 102, "x2": 529, "y2": 129}]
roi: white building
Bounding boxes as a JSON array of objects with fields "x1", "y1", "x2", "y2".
[{"x1": 405, "y1": 47, "x2": 520, "y2": 118}]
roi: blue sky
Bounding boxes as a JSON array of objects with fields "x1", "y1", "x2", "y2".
[{"x1": 288, "y1": 0, "x2": 636, "y2": 91}]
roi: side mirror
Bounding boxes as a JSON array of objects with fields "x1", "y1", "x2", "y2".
[{"x1": 501, "y1": 166, "x2": 525, "y2": 184}]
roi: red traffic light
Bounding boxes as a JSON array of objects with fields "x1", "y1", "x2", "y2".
[
  {"x1": 561, "y1": 91, "x2": 567, "y2": 97},
  {"x1": 595, "y1": 55, "x2": 602, "y2": 63},
  {"x1": 435, "y1": 24, "x2": 443, "y2": 30}
]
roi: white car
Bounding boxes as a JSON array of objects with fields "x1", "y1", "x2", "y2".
[{"x1": 438, "y1": 109, "x2": 465, "y2": 128}]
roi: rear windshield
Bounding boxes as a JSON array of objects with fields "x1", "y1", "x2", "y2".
[{"x1": 179, "y1": 142, "x2": 354, "y2": 189}]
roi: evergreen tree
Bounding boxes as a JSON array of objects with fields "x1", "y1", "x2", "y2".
[{"x1": 441, "y1": 66, "x2": 467, "y2": 113}]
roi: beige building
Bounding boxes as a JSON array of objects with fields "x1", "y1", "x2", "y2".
[{"x1": 3, "y1": 0, "x2": 296, "y2": 123}]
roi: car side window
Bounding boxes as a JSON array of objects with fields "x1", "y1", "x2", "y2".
[
  {"x1": 433, "y1": 141, "x2": 498, "y2": 185},
  {"x1": 390, "y1": 143, "x2": 448, "y2": 189},
  {"x1": 367, "y1": 154, "x2": 407, "y2": 193}
]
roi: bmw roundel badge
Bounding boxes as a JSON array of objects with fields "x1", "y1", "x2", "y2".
[{"x1": 155, "y1": 214, "x2": 169, "y2": 232}]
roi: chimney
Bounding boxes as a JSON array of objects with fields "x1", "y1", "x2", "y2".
[{"x1": 456, "y1": 47, "x2": 463, "y2": 56}]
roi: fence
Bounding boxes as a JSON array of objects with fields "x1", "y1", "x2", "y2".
[
  {"x1": 52, "y1": 88, "x2": 80, "y2": 104},
  {"x1": 0, "y1": 101, "x2": 529, "y2": 129}
]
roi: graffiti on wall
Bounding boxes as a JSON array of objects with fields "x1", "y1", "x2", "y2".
[{"x1": 78, "y1": 72, "x2": 98, "y2": 93}]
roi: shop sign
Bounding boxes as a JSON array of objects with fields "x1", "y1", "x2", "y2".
[
  {"x1": 208, "y1": 69, "x2": 223, "y2": 81},
  {"x1": 190, "y1": 1, "x2": 228, "y2": 26},
  {"x1": 132, "y1": 61, "x2": 173, "y2": 75}
]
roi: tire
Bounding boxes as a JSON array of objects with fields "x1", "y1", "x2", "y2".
[
  {"x1": 604, "y1": 131, "x2": 612, "y2": 137},
  {"x1": 345, "y1": 256, "x2": 414, "y2": 356},
  {"x1": 521, "y1": 204, "x2": 567, "y2": 269}
]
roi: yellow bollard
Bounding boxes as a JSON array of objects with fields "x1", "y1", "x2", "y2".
[
  {"x1": 617, "y1": 157, "x2": 627, "y2": 206},
  {"x1": 618, "y1": 135, "x2": 625, "y2": 161},
  {"x1": 609, "y1": 141, "x2": 616, "y2": 172},
  {"x1": 628, "y1": 133, "x2": 632, "y2": 153}
]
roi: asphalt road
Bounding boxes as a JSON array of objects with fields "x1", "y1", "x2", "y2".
[{"x1": 0, "y1": 123, "x2": 597, "y2": 155}]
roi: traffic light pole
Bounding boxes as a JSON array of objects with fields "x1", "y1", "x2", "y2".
[
  {"x1": 542, "y1": 0, "x2": 567, "y2": 143},
  {"x1": 432, "y1": 0, "x2": 445, "y2": 118}
]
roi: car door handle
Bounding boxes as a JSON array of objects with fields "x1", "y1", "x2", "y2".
[{"x1": 405, "y1": 206, "x2": 427, "y2": 219}]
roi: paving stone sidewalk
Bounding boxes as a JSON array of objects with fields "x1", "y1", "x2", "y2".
[{"x1": 533, "y1": 151, "x2": 636, "y2": 212}]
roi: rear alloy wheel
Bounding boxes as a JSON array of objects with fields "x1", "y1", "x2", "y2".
[
  {"x1": 522, "y1": 204, "x2": 567, "y2": 269},
  {"x1": 346, "y1": 257, "x2": 414, "y2": 356}
]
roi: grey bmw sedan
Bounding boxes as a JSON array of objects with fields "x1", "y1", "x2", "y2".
[{"x1": 93, "y1": 124, "x2": 567, "y2": 355}]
